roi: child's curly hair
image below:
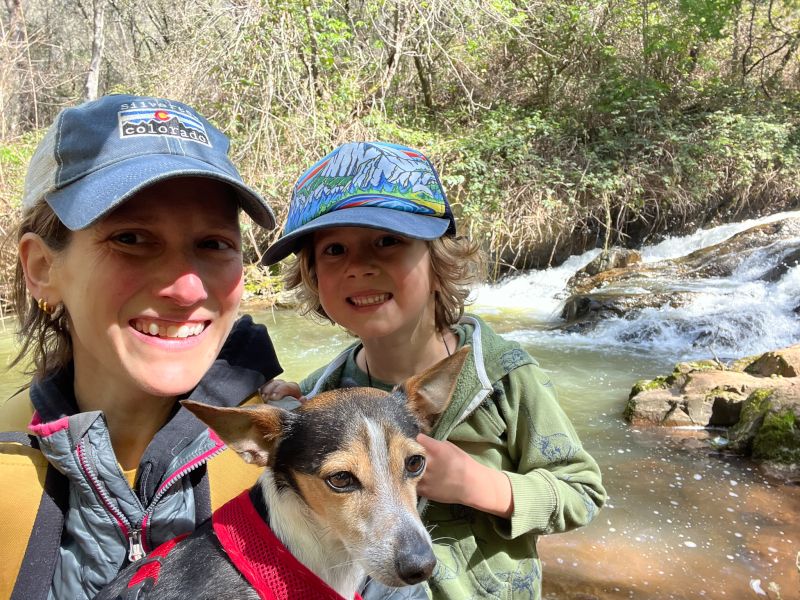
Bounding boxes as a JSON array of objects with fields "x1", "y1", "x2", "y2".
[{"x1": 283, "y1": 234, "x2": 485, "y2": 332}]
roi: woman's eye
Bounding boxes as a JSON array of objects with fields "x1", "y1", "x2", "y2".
[
  {"x1": 376, "y1": 235, "x2": 401, "y2": 248},
  {"x1": 199, "y1": 238, "x2": 234, "y2": 251},
  {"x1": 405, "y1": 455, "x2": 426, "y2": 477},
  {"x1": 322, "y1": 242, "x2": 345, "y2": 256},
  {"x1": 326, "y1": 471, "x2": 357, "y2": 491},
  {"x1": 111, "y1": 232, "x2": 146, "y2": 245}
]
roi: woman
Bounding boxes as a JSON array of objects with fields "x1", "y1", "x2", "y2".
[{"x1": 0, "y1": 94, "x2": 282, "y2": 600}]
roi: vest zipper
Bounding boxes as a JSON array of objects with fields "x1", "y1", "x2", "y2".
[
  {"x1": 130, "y1": 438, "x2": 228, "y2": 559},
  {"x1": 147, "y1": 438, "x2": 227, "y2": 513},
  {"x1": 76, "y1": 438, "x2": 136, "y2": 549},
  {"x1": 78, "y1": 431, "x2": 227, "y2": 562},
  {"x1": 128, "y1": 529, "x2": 146, "y2": 562}
]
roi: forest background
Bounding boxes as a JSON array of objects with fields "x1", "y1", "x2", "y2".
[{"x1": 2, "y1": 0, "x2": 800, "y2": 311}]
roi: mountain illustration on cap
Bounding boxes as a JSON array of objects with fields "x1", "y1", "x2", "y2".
[{"x1": 286, "y1": 142, "x2": 445, "y2": 233}]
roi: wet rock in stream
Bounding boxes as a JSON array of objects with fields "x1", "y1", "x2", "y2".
[{"x1": 625, "y1": 344, "x2": 800, "y2": 480}]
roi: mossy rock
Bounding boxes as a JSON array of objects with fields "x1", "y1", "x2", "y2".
[
  {"x1": 727, "y1": 388, "x2": 776, "y2": 454},
  {"x1": 728, "y1": 388, "x2": 800, "y2": 464},
  {"x1": 628, "y1": 375, "x2": 672, "y2": 399},
  {"x1": 703, "y1": 386, "x2": 742, "y2": 402},
  {"x1": 752, "y1": 409, "x2": 800, "y2": 463},
  {"x1": 622, "y1": 396, "x2": 636, "y2": 422},
  {"x1": 673, "y1": 360, "x2": 720, "y2": 374}
]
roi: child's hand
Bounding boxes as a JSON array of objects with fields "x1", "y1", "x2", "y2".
[
  {"x1": 416, "y1": 433, "x2": 513, "y2": 519},
  {"x1": 259, "y1": 379, "x2": 305, "y2": 404},
  {"x1": 415, "y1": 434, "x2": 473, "y2": 505}
]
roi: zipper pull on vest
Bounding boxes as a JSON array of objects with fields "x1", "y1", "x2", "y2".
[{"x1": 128, "y1": 529, "x2": 145, "y2": 562}]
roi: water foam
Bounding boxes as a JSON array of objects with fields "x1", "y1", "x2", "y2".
[
  {"x1": 641, "y1": 210, "x2": 800, "y2": 263},
  {"x1": 472, "y1": 249, "x2": 600, "y2": 319},
  {"x1": 473, "y1": 212, "x2": 800, "y2": 361}
]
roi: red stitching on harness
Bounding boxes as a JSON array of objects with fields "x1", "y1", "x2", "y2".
[
  {"x1": 126, "y1": 533, "x2": 189, "y2": 588},
  {"x1": 127, "y1": 561, "x2": 160, "y2": 588}
]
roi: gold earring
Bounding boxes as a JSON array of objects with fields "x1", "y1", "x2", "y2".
[{"x1": 37, "y1": 298, "x2": 55, "y2": 315}]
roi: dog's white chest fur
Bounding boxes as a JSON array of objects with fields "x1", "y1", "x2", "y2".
[{"x1": 261, "y1": 473, "x2": 364, "y2": 598}]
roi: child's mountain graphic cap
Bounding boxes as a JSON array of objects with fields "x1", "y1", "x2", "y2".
[{"x1": 262, "y1": 141, "x2": 456, "y2": 265}]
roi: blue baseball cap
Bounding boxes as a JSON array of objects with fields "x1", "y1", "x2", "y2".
[
  {"x1": 262, "y1": 141, "x2": 456, "y2": 265},
  {"x1": 22, "y1": 94, "x2": 275, "y2": 230}
]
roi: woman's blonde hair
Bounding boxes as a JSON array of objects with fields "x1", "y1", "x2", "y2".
[
  {"x1": 283, "y1": 234, "x2": 485, "y2": 331},
  {"x1": 9, "y1": 202, "x2": 72, "y2": 380}
]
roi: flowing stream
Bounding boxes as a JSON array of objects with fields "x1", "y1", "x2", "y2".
[
  {"x1": 1, "y1": 212, "x2": 799, "y2": 598},
  {"x1": 467, "y1": 211, "x2": 800, "y2": 599}
]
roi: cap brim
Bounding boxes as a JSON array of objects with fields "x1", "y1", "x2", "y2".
[
  {"x1": 44, "y1": 154, "x2": 275, "y2": 230},
  {"x1": 261, "y1": 206, "x2": 450, "y2": 265}
]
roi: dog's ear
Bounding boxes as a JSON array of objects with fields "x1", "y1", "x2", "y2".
[
  {"x1": 181, "y1": 400, "x2": 292, "y2": 466},
  {"x1": 402, "y1": 346, "x2": 470, "y2": 432}
]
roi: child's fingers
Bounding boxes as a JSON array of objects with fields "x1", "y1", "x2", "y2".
[
  {"x1": 415, "y1": 434, "x2": 476, "y2": 505},
  {"x1": 258, "y1": 379, "x2": 283, "y2": 400},
  {"x1": 259, "y1": 379, "x2": 303, "y2": 401},
  {"x1": 416, "y1": 433, "x2": 453, "y2": 459}
]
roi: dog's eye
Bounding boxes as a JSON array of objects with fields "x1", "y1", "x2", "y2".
[
  {"x1": 405, "y1": 455, "x2": 426, "y2": 477},
  {"x1": 326, "y1": 471, "x2": 356, "y2": 491}
]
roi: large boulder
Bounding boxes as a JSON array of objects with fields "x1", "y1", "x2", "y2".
[
  {"x1": 727, "y1": 388, "x2": 800, "y2": 464},
  {"x1": 624, "y1": 367, "x2": 768, "y2": 427},
  {"x1": 625, "y1": 344, "x2": 800, "y2": 475},
  {"x1": 744, "y1": 346, "x2": 800, "y2": 377},
  {"x1": 566, "y1": 248, "x2": 643, "y2": 294}
]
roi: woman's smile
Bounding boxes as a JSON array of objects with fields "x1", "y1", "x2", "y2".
[{"x1": 131, "y1": 318, "x2": 209, "y2": 339}]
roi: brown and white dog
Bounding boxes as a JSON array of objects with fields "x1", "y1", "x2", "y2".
[{"x1": 95, "y1": 347, "x2": 468, "y2": 600}]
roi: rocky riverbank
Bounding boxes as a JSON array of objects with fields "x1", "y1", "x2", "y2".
[
  {"x1": 552, "y1": 214, "x2": 800, "y2": 480},
  {"x1": 560, "y1": 216, "x2": 800, "y2": 335},
  {"x1": 625, "y1": 344, "x2": 800, "y2": 481}
]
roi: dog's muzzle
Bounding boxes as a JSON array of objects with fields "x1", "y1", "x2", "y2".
[{"x1": 394, "y1": 529, "x2": 437, "y2": 585}]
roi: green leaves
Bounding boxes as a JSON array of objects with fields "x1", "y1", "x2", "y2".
[{"x1": 5, "y1": 0, "x2": 800, "y2": 276}]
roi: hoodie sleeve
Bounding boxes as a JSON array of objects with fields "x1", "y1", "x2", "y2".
[{"x1": 494, "y1": 364, "x2": 606, "y2": 539}]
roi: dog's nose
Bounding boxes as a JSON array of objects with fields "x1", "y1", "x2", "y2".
[{"x1": 394, "y1": 534, "x2": 437, "y2": 585}]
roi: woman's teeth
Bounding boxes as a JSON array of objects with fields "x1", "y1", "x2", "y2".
[
  {"x1": 133, "y1": 320, "x2": 206, "y2": 338},
  {"x1": 349, "y1": 293, "x2": 390, "y2": 307}
]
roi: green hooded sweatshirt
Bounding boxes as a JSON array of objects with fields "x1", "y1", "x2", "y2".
[{"x1": 300, "y1": 315, "x2": 606, "y2": 599}]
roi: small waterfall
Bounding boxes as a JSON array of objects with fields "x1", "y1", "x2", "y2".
[
  {"x1": 639, "y1": 210, "x2": 800, "y2": 262},
  {"x1": 471, "y1": 250, "x2": 601, "y2": 320},
  {"x1": 473, "y1": 211, "x2": 800, "y2": 361}
]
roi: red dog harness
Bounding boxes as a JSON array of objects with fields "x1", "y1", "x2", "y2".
[
  {"x1": 123, "y1": 533, "x2": 189, "y2": 598},
  {"x1": 124, "y1": 490, "x2": 362, "y2": 600},
  {"x1": 213, "y1": 490, "x2": 362, "y2": 600}
]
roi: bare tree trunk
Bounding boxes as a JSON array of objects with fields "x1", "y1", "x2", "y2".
[
  {"x1": 729, "y1": 1, "x2": 741, "y2": 78},
  {"x1": 2, "y1": 0, "x2": 26, "y2": 135},
  {"x1": 380, "y1": 4, "x2": 411, "y2": 102},
  {"x1": 302, "y1": 0, "x2": 322, "y2": 99},
  {"x1": 741, "y1": 0, "x2": 757, "y2": 83},
  {"x1": 640, "y1": 0, "x2": 649, "y2": 70},
  {"x1": 3, "y1": 0, "x2": 24, "y2": 49},
  {"x1": 84, "y1": 0, "x2": 106, "y2": 101},
  {"x1": 413, "y1": 53, "x2": 433, "y2": 112}
]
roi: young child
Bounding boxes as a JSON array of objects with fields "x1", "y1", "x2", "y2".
[{"x1": 261, "y1": 141, "x2": 606, "y2": 599}]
